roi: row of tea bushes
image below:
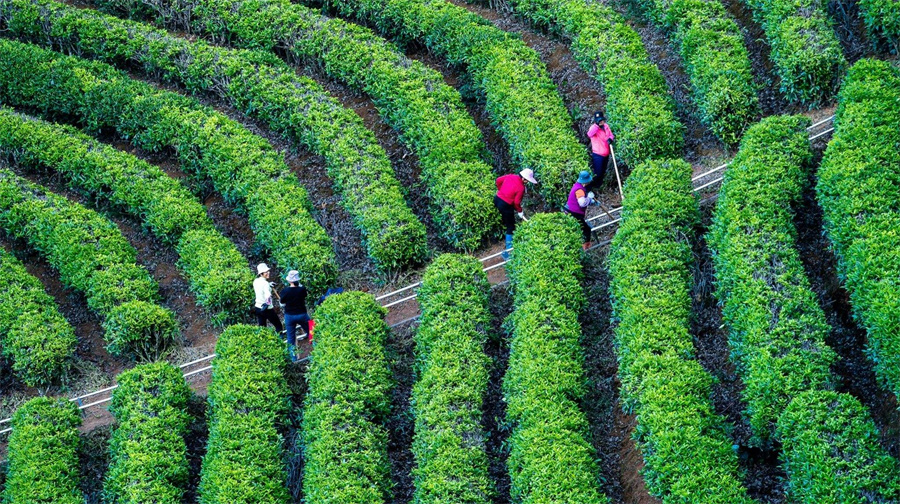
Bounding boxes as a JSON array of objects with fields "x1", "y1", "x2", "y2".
[
  {"x1": 0, "y1": 0, "x2": 426, "y2": 271},
  {"x1": 101, "y1": 0, "x2": 500, "y2": 250},
  {"x1": 858, "y1": 0, "x2": 900, "y2": 51},
  {"x1": 0, "y1": 167, "x2": 177, "y2": 360},
  {"x1": 0, "y1": 107, "x2": 252, "y2": 325},
  {"x1": 0, "y1": 38, "x2": 338, "y2": 293},
  {"x1": 0, "y1": 247, "x2": 76, "y2": 386}
]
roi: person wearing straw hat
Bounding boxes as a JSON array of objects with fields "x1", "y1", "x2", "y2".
[
  {"x1": 253, "y1": 263, "x2": 283, "y2": 332},
  {"x1": 586, "y1": 111, "x2": 615, "y2": 192},
  {"x1": 564, "y1": 170, "x2": 599, "y2": 250},
  {"x1": 279, "y1": 270, "x2": 309, "y2": 362},
  {"x1": 495, "y1": 168, "x2": 538, "y2": 259}
]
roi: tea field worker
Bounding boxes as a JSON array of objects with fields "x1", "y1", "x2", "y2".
[
  {"x1": 279, "y1": 270, "x2": 310, "y2": 362},
  {"x1": 253, "y1": 263, "x2": 283, "y2": 333},
  {"x1": 586, "y1": 111, "x2": 615, "y2": 192},
  {"x1": 563, "y1": 171, "x2": 599, "y2": 250},
  {"x1": 495, "y1": 168, "x2": 538, "y2": 259}
]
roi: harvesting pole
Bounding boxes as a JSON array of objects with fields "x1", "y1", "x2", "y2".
[{"x1": 610, "y1": 144, "x2": 624, "y2": 200}]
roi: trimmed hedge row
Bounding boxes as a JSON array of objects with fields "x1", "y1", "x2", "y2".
[
  {"x1": 2, "y1": 397, "x2": 82, "y2": 504},
  {"x1": 102, "y1": 0, "x2": 498, "y2": 251},
  {"x1": 199, "y1": 324, "x2": 291, "y2": 504},
  {"x1": 412, "y1": 254, "x2": 492, "y2": 503},
  {"x1": 858, "y1": 0, "x2": 900, "y2": 51},
  {"x1": 314, "y1": 0, "x2": 587, "y2": 204},
  {"x1": 504, "y1": 213, "x2": 607, "y2": 503},
  {"x1": 105, "y1": 361, "x2": 192, "y2": 504},
  {"x1": 635, "y1": 0, "x2": 759, "y2": 145},
  {"x1": 0, "y1": 0, "x2": 425, "y2": 271},
  {"x1": 744, "y1": 0, "x2": 846, "y2": 104},
  {"x1": 0, "y1": 107, "x2": 252, "y2": 325},
  {"x1": 0, "y1": 167, "x2": 178, "y2": 360},
  {"x1": 0, "y1": 38, "x2": 338, "y2": 293},
  {"x1": 708, "y1": 115, "x2": 836, "y2": 444},
  {"x1": 0, "y1": 247, "x2": 76, "y2": 387},
  {"x1": 608, "y1": 159, "x2": 756, "y2": 503},
  {"x1": 503, "y1": 0, "x2": 684, "y2": 165},
  {"x1": 302, "y1": 291, "x2": 393, "y2": 504},
  {"x1": 817, "y1": 59, "x2": 900, "y2": 397},
  {"x1": 777, "y1": 390, "x2": 900, "y2": 502}
]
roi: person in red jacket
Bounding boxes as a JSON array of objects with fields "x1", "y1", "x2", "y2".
[
  {"x1": 495, "y1": 168, "x2": 538, "y2": 258},
  {"x1": 586, "y1": 111, "x2": 615, "y2": 192}
]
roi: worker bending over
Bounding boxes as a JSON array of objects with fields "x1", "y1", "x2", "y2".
[
  {"x1": 564, "y1": 171, "x2": 599, "y2": 250},
  {"x1": 586, "y1": 112, "x2": 614, "y2": 192},
  {"x1": 495, "y1": 168, "x2": 538, "y2": 259}
]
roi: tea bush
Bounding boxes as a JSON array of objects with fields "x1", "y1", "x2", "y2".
[{"x1": 858, "y1": 0, "x2": 900, "y2": 52}]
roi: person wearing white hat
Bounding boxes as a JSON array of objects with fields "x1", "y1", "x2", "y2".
[
  {"x1": 253, "y1": 263, "x2": 283, "y2": 332},
  {"x1": 279, "y1": 270, "x2": 309, "y2": 361},
  {"x1": 494, "y1": 168, "x2": 538, "y2": 259}
]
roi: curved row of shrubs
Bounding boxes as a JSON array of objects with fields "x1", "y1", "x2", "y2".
[
  {"x1": 412, "y1": 254, "x2": 492, "y2": 503},
  {"x1": 199, "y1": 325, "x2": 291, "y2": 503},
  {"x1": 0, "y1": 0, "x2": 425, "y2": 271},
  {"x1": 2, "y1": 397, "x2": 82, "y2": 503},
  {"x1": 505, "y1": 213, "x2": 607, "y2": 503},
  {"x1": 608, "y1": 159, "x2": 756, "y2": 502},
  {"x1": 710, "y1": 114, "x2": 900, "y2": 500},
  {"x1": 0, "y1": 167, "x2": 178, "y2": 360},
  {"x1": 0, "y1": 247, "x2": 76, "y2": 387},
  {"x1": 817, "y1": 59, "x2": 900, "y2": 397},
  {"x1": 102, "y1": 0, "x2": 499, "y2": 251},
  {"x1": 504, "y1": 0, "x2": 684, "y2": 166},
  {"x1": 0, "y1": 107, "x2": 252, "y2": 325},
  {"x1": 105, "y1": 362, "x2": 193, "y2": 504},
  {"x1": 636, "y1": 0, "x2": 759, "y2": 145},
  {"x1": 317, "y1": 0, "x2": 586, "y2": 204},
  {"x1": 743, "y1": 0, "x2": 846, "y2": 104},
  {"x1": 0, "y1": 38, "x2": 338, "y2": 293},
  {"x1": 708, "y1": 115, "x2": 836, "y2": 444},
  {"x1": 858, "y1": 0, "x2": 900, "y2": 51},
  {"x1": 301, "y1": 291, "x2": 393, "y2": 503}
]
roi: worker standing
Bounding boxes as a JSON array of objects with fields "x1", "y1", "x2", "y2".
[
  {"x1": 564, "y1": 171, "x2": 598, "y2": 250},
  {"x1": 279, "y1": 270, "x2": 309, "y2": 362},
  {"x1": 586, "y1": 112, "x2": 615, "y2": 192},
  {"x1": 253, "y1": 263, "x2": 283, "y2": 332},
  {"x1": 495, "y1": 169, "x2": 538, "y2": 259}
]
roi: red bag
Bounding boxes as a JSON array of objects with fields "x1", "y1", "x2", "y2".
[{"x1": 308, "y1": 319, "x2": 315, "y2": 342}]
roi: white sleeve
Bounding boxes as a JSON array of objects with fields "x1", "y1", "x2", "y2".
[{"x1": 577, "y1": 195, "x2": 592, "y2": 208}]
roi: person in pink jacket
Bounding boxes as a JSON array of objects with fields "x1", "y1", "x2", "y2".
[
  {"x1": 586, "y1": 111, "x2": 614, "y2": 192},
  {"x1": 494, "y1": 168, "x2": 538, "y2": 259}
]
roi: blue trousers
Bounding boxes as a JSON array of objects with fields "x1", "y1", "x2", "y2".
[{"x1": 284, "y1": 312, "x2": 310, "y2": 347}]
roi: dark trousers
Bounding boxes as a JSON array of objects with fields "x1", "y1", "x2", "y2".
[
  {"x1": 284, "y1": 312, "x2": 310, "y2": 346},
  {"x1": 494, "y1": 195, "x2": 516, "y2": 235},
  {"x1": 256, "y1": 307, "x2": 283, "y2": 332},
  {"x1": 585, "y1": 153, "x2": 609, "y2": 192},
  {"x1": 565, "y1": 208, "x2": 592, "y2": 243}
]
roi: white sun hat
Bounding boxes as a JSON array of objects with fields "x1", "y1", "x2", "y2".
[
  {"x1": 257, "y1": 263, "x2": 271, "y2": 275},
  {"x1": 286, "y1": 270, "x2": 301, "y2": 283},
  {"x1": 520, "y1": 168, "x2": 538, "y2": 184}
]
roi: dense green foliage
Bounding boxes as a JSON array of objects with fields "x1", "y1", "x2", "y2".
[
  {"x1": 199, "y1": 325, "x2": 290, "y2": 504},
  {"x1": 0, "y1": 38, "x2": 337, "y2": 292},
  {"x1": 743, "y1": 0, "x2": 846, "y2": 104},
  {"x1": 412, "y1": 254, "x2": 492, "y2": 503},
  {"x1": 503, "y1": 0, "x2": 684, "y2": 165},
  {"x1": 709, "y1": 115, "x2": 836, "y2": 444},
  {"x1": 817, "y1": 59, "x2": 900, "y2": 397},
  {"x1": 311, "y1": 0, "x2": 586, "y2": 204},
  {"x1": 0, "y1": 0, "x2": 425, "y2": 271},
  {"x1": 858, "y1": 0, "x2": 900, "y2": 51},
  {"x1": 0, "y1": 248, "x2": 75, "y2": 387},
  {"x1": 609, "y1": 159, "x2": 756, "y2": 503},
  {"x1": 105, "y1": 362, "x2": 192, "y2": 504},
  {"x1": 0, "y1": 167, "x2": 177, "y2": 359},
  {"x1": 777, "y1": 390, "x2": 900, "y2": 502},
  {"x1": 302, "y1": 292, "x2": 393, "y2": 504},
  {"x1": 635, "y1": 0, "x2": 759, "y2": 144},
  {"x1": 2, "y1": 397, "x2": 81, "y2": 504},
  {"x1": 504, "y1": 213, "x2": 607, "y2": 503},
  {"x1": 0, "y1": 107, "x2": 251, "y2": 325},
  {"x1": 102, "y1": 0, "x2": 499, "y2": 250}
]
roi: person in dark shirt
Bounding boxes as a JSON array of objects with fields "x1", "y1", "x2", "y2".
[{"x1": 279, "y1": 270, "x2": 309, "y2": 361}]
